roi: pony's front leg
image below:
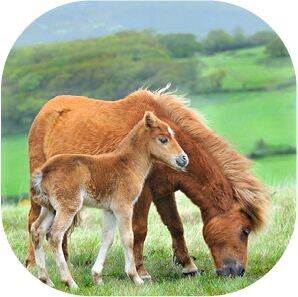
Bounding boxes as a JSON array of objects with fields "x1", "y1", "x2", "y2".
[
  {"x1": 153, "y1": 193, "x2": 199, "y2": 276},
  {"x1": 92, "y1": 210, "x2": 116, "y2": 285},
  {"x1": 26, "y1": 195, "x2": 42, "y2": 267},
  {"x1": 114, "y1": 206, "x2": 144, "y2": 285}
]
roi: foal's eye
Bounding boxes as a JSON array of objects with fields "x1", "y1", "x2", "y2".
[{"x1": 159, "y1": 136, "x2": 168, "y2": 144}]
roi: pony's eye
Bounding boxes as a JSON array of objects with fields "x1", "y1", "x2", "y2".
[
  {"x1": 242, "y1": 228, "x2": 250, "y2": 236},
  {"x1": 159, "y1": 136, "x2": 168, "y2": 144}
]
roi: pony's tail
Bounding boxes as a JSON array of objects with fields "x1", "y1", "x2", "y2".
[{"x1": 31, "y1": 169, "x2": 52, "y2": 209}]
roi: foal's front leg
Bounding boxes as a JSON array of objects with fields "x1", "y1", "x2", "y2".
[
  {"x1": 92, "y1": 210, "x2": 116, "y2": 285},
  {"x1": 114, "y1": 206, "x2": 143, "y2": 285}
]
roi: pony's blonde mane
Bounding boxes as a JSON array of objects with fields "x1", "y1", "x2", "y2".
[{"x1": 148, "y1": 87, "x2": 268, "y2": 231}]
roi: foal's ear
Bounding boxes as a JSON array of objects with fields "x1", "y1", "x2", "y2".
[{"x1": 144, "y1": 111, "x2": 157, "y2": 129}]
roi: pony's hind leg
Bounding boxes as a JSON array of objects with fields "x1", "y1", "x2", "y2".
[
  {"x1": 48, "y1": 209, "x2": 78, "y2": 289},
  {"x1": 92, "y1": 210, "x2": 116, "y2": 285},
  {"x1": 113, "y1": 206, "x2": 143, "y2": 285},
  {"x1": 30, "y1": 207, "x2": 54, "y2": 286}
]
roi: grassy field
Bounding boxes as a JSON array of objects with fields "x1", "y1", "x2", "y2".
[
  {"x1": 1, "y1": 186, "x2": 295, "y2": 295},
  {"x1": 198, "y1": 46, "x2": 295, "y2": 91},
  {"x1": 1, "y1": 45, "x2": 296, "y2": 295}
]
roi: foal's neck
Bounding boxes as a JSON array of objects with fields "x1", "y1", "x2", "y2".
[{"x1": 115, "y1": 125, "x2": 152, "y2": 180}]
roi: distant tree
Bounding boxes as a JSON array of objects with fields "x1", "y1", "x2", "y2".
[
  {"x1": 202, "y1": 30, "x2": 234, "y2": 54},
  {"x1": 248, "y1": 30, "x2": 276, "y2": 46},
  {"x1": 2, "y1": 30, "x2": 202, "y2": 134},
  {"x1": 232, "y1": 27, "x2": 248, "y2": 49},
  {"x1": 158, "y1": 33, "x2": 201, "y2": 58},
  {"x1": 265, "y1": 37, "x2": 289, "y2": 57}
]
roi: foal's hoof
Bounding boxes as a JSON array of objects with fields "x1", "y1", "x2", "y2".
[
  {"x1": 70, "y1": 283, "x2": 79, "y2": 290},
  {"x1": 92, "y1": 272, "x2": 103, "y2": 285},
  {"x1": 141, "y1": 274, "x2": 154, "y2": 283},
  {"x1": 133, "y1": 276, "x2": 144, "y2": 286},
  {"x1": 62, "y1": 279, "x2": 79, "y2": 290},
  {"x1": 39, "y1": 277, "x2": 54, "y2": 287},
  {"x1": 137, "y1": 266, "x2": 152, "y2": 282}
]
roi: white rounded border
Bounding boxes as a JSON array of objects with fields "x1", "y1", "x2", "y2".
[{"x1": 0, "y1": 1, "x2": 297, "y2": 296}]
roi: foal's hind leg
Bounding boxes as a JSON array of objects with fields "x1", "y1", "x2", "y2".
[
  {"x1": 48, "y1": 209, "x2": 78, "y2": 289},
  {"x1": 92, "y1": 210, "x2": 116, "y2": 285},
  {"x1": 113, "y1": 206, "x2": 143, "y2": 285},
  {"x1": 30, "y1": 207, "x2": 54, "y2": 286}
]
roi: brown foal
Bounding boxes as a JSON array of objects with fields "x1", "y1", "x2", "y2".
[{"x1": 30, "y1": 112, "x2": 188, "y2": 288}]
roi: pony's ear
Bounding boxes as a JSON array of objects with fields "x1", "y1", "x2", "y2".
[{"x1": 144, "y1": 111, "x2": 157, "y2": 129}]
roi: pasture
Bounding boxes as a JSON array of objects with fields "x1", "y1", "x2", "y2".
[
  {"x1": 2, "y1": 186, "x2": 295, "y2": 295},
  {"x1": 1, "y1": 44, "x2": 296, "y2": 295}
]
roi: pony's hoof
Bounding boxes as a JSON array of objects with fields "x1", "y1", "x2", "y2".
[
  {"x1": 182, "y1": 261, "x2": 203, "y2": 277},
  {"x1": 182, "y1": 269, "x2": 204, "y2": 277},
  {"x1": 25, "y1": 257, "x2": 35, "y2": 268}
]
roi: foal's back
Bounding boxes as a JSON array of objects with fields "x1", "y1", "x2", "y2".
[{"x1": 37, "y1": 153, "x2": 125, "y2": 202}]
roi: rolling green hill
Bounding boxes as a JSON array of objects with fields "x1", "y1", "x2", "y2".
[
  {"x1": 1, "y1": 46, "x2": 296, "y2": 198},
  {"x1": 198, "y1": 46, "x2": 294, "y2": 91}
]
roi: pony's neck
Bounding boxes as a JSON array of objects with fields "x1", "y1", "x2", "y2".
[
  {"x1": 174, "y1": 132, "x2": 236, "y2": 224},
  {"x1": 115, "y1": 123, "x2": 152, "y2": 180},
  {"x1": 179, "y1": 175, "x2": 235, "y2": 224}
]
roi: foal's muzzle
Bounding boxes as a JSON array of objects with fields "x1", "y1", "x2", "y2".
[
  {"x1": 216, "y1": 260, "x2": 245, "y2": 277},
  {"x1": 175, "y1": 153, "x2": 189, "y2": 168}
]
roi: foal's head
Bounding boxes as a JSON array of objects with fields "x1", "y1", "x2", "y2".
[{"x1": 143, "y1": 111, "x2": 188, "y2": 171}]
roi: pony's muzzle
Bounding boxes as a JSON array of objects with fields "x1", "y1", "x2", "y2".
[
  {"x1": 175, "y1": 153, "x2": 189, "y2": 168},
  {"x1": 216, "y1": 260, "x2": 245, "y2": 277}
]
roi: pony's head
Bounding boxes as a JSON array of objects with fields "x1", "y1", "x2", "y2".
[
  {"x1": 143, "y1": 111, "x2": 188, "y2": 171},
  {"x1": 202, "y1": 207, "x2": 253, "y2": 277}
]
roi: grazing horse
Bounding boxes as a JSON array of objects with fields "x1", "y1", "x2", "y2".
[
  {"x1": 30, "y1": 111, "x2": 188, "y2": 288},
  {"x1": 26, "y1": 88, "x2": 268, "y2": 279}
]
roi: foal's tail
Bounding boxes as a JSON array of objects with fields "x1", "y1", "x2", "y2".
[
  {"x1": 31, "y1": 169, "x2": 52, "y2": 209},
  {"x1": 31, "y1": 168, "x2": 81, "y2": 230}
]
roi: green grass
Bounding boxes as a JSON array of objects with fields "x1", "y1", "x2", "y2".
[
  {"x1": 198, "y1": 46, "x2": 295, "y2": 91},
  {"x1": 194, "y1": 87, "x2": 296, "y2": 154},
  {"x1": 254, "y1": 155, "x2": 296, "y2": 185},
  {"x1": 1, "y1": 134, "x2": 29, "y2": 197},
  {"x1": 1, "y1": 187, "x2": 295, "y2": 295}
]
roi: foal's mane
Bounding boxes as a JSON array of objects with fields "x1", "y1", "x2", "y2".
[{"x1": 142, "y1": 87, "x2": 268, "y2": 231}]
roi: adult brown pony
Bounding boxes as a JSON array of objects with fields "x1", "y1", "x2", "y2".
[{"x1": 26, "y1": 88, "x2": 268, "y2": 278}]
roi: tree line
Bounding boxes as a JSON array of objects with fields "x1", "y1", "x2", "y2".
[{"x1": 2, "y1": 29, "x2": 288, "y2": 134}]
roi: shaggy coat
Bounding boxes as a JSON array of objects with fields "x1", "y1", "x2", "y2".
[{"x1": 27, "y1": 87, "x2": 268, "y2": 278}]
